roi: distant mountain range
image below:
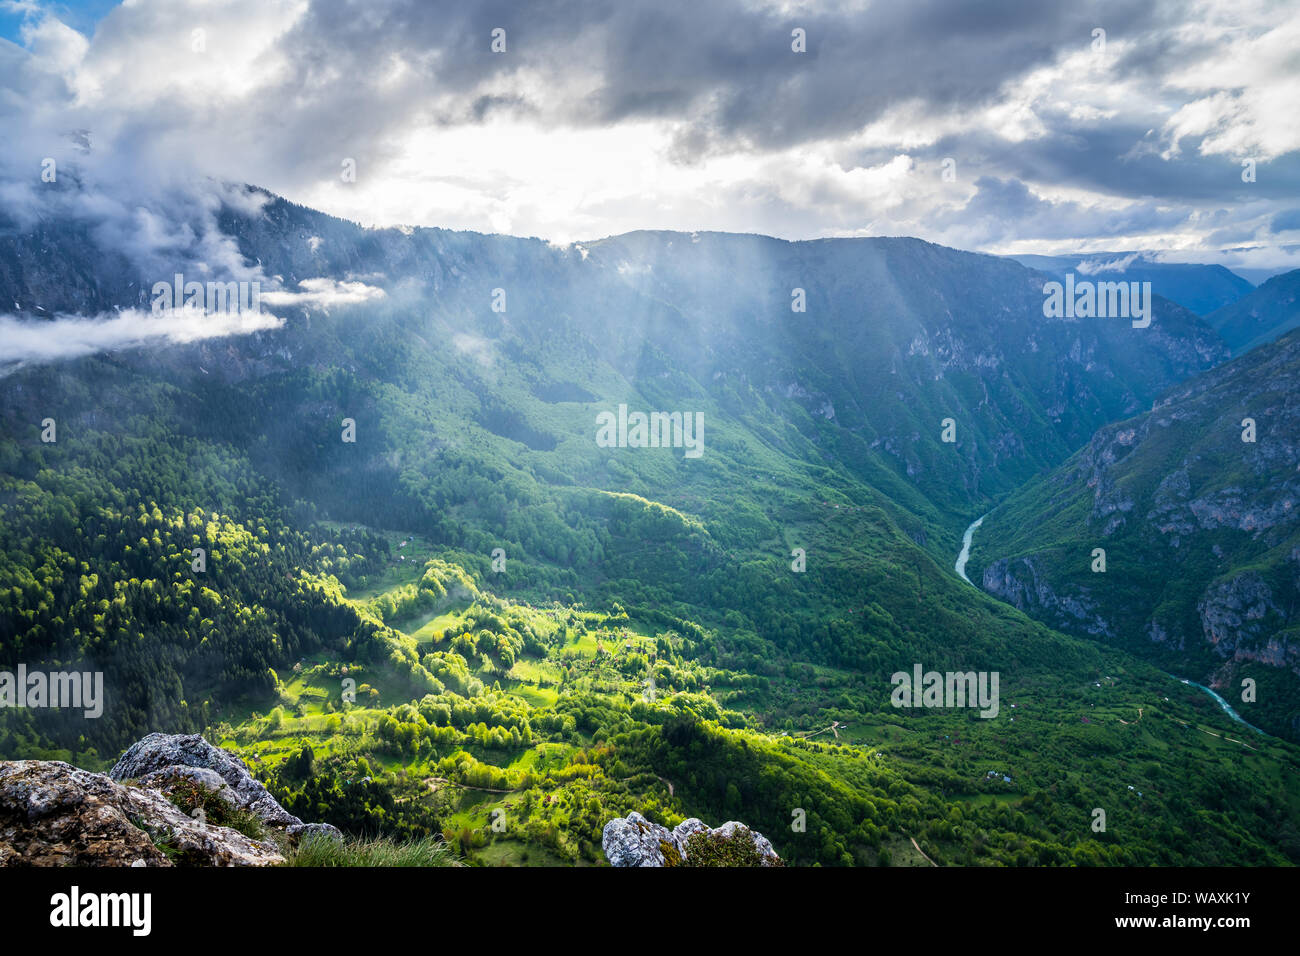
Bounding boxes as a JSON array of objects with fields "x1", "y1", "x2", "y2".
[
  {"x1": 1007, "y1": 251, "x2": 1300, "y2": 358},
  {"x1": 6, "y1": 196, "x2": 1228, "y2": 532},
  {"x1": 1008, "y1": 252, "x2": 1255, "y2": 316}
]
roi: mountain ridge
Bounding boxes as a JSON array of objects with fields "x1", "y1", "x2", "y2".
[
  {"x1": 1207, "y1": 268, "x2": 1300, "y2": 356},
  {"x1": 1007, "y1": 252, "x2": 1255, "y2": 316}
]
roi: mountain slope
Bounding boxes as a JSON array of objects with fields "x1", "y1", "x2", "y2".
[
  {"x1": 970, "y1": 328, "x2": 1300, "y2": 739},
  {"x1": 0, "y1": 188, "x2": 1240, "y2": 741},
  {"x1": 5, "y1": 341, "x2": 1298, "y2": 867},
  {"x1": 1207, "y1": 268, "x2": 1300, "y2": 355},
  {"x1": 6, "y1": 191, "x2": 1230, "y2": 543}
]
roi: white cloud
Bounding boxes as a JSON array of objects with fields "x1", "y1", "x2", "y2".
[
  {"x1": 0, "y1": 305, "x2": 284, "y2": 369},
  {"x1": 1159, "y1": 10, "x2": 1300, "y2": 161},
  {"x1": 1077, "y1": 252, "x2": 1142, "y2": 274},
  {"x1": 260, "y1": 278, "x2": 386, "y2": 308}
]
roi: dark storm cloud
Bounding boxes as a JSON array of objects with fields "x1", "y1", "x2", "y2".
[
  {"x1": 1271, "y1": 208, "x2": 1300, "y2": 233},
  {"x1": 933, "y1": 176, "x2": 1194, "y2": 246},
  {"x1": 267, "y1": 0, "x2": 1165, "y2": 156},
  {"x1": 234, "y1": 0, "x2": 1292, "y2": 229},
  {"x1": 914, "y1": 125, "x2": 1300, "y2": 204}
]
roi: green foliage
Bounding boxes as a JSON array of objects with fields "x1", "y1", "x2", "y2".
[
  {"x1": 162, "y1": 776, "x2": 267, "y2": 840},
  {"x1": 0, "y1": 239, "x2": 1295, "y2": 867},
  {"x1": 680, "y1": 827, "x2": 782, "y2": 867},
  {"x1": 972, "y1": 330, "x2": 1300, "y2": 740},
  {"x1": 265, "y1": 754, "x2": 444, "y2": 841}
]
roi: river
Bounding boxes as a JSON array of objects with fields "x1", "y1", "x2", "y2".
[
  {"x1": 954, "y1": 512, "x2": 1270, "y2": 738},
  {"x1": 954, "y1": 514, "x2": 987, "y2": 585},
  {"x1": 1171, "y1": 675, "x2": 1268, "y2": 736}
]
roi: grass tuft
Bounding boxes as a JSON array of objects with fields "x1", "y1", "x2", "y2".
[
  {"x1": 285, "y1": 833, "x2": 462, "y2": 867},
  {"x1": 162, "y1": 776, "x2": 267, "y2": 840}
]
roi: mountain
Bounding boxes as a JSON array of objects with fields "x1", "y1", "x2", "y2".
[
  {"x1": 969, "y1": 328, "x2": 1300, "y2": 739},
  {"x1": 1206, "y1": 269, "x2": 1300, "y2": 355},
  {"x1": 9, "y1": 194, "x2": 1230, "y2": 537},
  {"x1": 1009, "y1": 253, "x2": 1254, "y2": 316},
  {"x1": 2, "y1": 187, "x2": 1297, "y2": 867}
]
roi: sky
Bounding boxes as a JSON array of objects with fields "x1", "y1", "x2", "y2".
[{"x1": 2, "y1": 0, "x2": 1299, "y2": 277}]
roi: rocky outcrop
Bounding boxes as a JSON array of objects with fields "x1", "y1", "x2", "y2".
[
  {"x1": 110, "y1": 733, "x2": 341, "y2": 842},
  {"x1": 982, "y1": 555, "x2": 1113, "y2": 638},
  {"x1": 0, "y1": 760, "x2": 284, "y2": 866},
  {"x1": 0, "y1": 733, "x2": 343, "y2": 866},
  {"x1": 1199, "y1": 573, "x2": 1294, "y2": 667},
  {"x1": 602, "y1": 811, "x2": 781, "y2": 867}
]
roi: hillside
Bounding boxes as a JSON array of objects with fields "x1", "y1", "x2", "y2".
[
  {"x1": 5, "y1": 193, "x2": 1229, "y2": 538},
  {"x1": 1207, "y1": 269, "x2": 1300, "y2": 355},
  {"x1": 970, "y1": 329, "x2": 1300, "y2": 739}
]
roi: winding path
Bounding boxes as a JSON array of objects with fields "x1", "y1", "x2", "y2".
[{"x1": 909, "y1": 835, "x2": 938, "y2": 867}]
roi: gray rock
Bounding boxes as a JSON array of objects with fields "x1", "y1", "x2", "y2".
[
  {"x1": 287, "y1": 822, "x2": 344, "y2": 843},
  {"x1": 137, "y1": 766, "x2": 237, "y2": 807},
  {"x1": 982, "y1": 555, "x2": 1113, "y2": 639},
  {"x1": 0, "y1": 760, "x2": 284, "y2": 866},
  {"x1": 110, "y1": 733, "x2": 341, "y2": 841},
  {"x1": 709, "y1": 820, "x2": 779, "y2": 863},
  {"x1": 670, "y1": 817, "x2": 709, "y2": 845},
  {"x1": 602, "y1": 811, "x2": 781, "y2": 867},
  {"x1": 602, "y1": 811, "x2": 673, "y2": 867},
  {"x1": 112, "y1": 733, "x2": 296, "y2": 826}
]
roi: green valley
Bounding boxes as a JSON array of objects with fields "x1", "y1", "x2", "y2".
[{"x1": 1, "y1": 194, "x2": 1297, "y2": 867}]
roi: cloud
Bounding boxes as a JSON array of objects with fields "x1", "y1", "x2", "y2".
[
  {"x1": 260, "y1": 277, "x2": 386, "y2": 309},
  {"x1": 1076, "y1": 252, "x2": 1143, "y2": 275},
  {"x1": 1157, "y1": 12, "x2": 1300, "y2": 163},
  {"x1": 1269, "y1": 208, "x2": 1300, "y2": 234},
  {"x1": 0, "y1": 0, "x2": 1296, "y2": 265},
  {"x1": 0, "y1": 305, "x2": 284, "y2": 369},
  {"x1": 452, "y1": 331, "x2": 494, "y2": 367}
]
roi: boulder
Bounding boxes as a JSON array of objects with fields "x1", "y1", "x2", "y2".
[
  {"x1": 602, "y1": 811, "x2": 781, "y2": 867},
  {"x1": 110, "y1": 733, "x2": 341, "y2": 841},
  {"x1": 700, "y1": 820, "x2": 780, "y2": 864},
  {"x1": 0, "y1": 760, "x2": 284, "y2": 866},
  {"x1": 601, "y1": 811, "x2": 675, "y2": 867}
]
